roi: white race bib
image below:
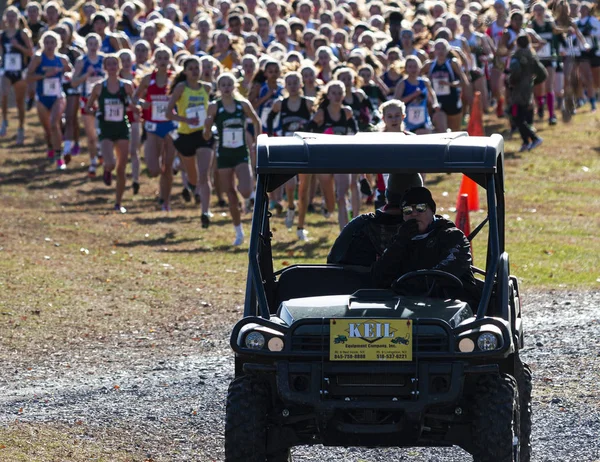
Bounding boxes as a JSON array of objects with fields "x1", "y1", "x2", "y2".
[
  {"x1": 222, "y1": 127, "x2": 244, "y2": 148},
  {"x1": 432, "y1": 78, "x2": 450, "y2": 96},
  {"x1": 85, "y1": 76, "x2": 103, "y2": 97},
  {"x1": 151, "y1": 100, "x2": 168, "y2": 121},
  {"x1": 537, "y1": 43, "x2": 551, "y2": 58},
  {"x1": 407, "y1": 106, "x2": 426, "y2": 125},
  {"x1": 4, "y1": 53, "x2": 22, "y2": 72},
  {"x1": 43, "y1": 77, "x2": 61, "y2": 97},
  {"x1": 105, "y1": 101, "x2": 124, "y2": 122},
  {"x1": 186, "y1": 105, "x2": 206, "y2": 129}
]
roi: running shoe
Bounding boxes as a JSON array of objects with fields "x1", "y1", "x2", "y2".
[
  {"x1": 307, "y1": 204, "x2": 316, "y2": 214},
  {"x1": 97, "y1": 154, "x2": 103, "y2": 166},
  {"x1": 519, "y1": 143, "x2": 530, "y2": 153},
  {"x1": 322, "y1": 208, "x2": 330, "y2": 219},
  {"x1": 285, "y1": 208, "x2": 295, "y2": 229},
  {"x1": 537, "y1": 106, "x2": 544, "y2": 120},
  {"x1": 271, "y1": 201, "x2": 284, "y2": 215},
  {"x1": 529, "y1": 138, "x2": 543, "y2": 150},
  {"x1": 201, "y1": 213, "x2": 210, "y2": 229},
  {"x1": 549, "y1": 116, "x2": 557, "y2": 126},
  {"x1": 161, "y1": 203, "x2": 171, "y2": 212},
  {"x1": 15, "y1": 128, "x2": 24, "y2": 146},
  {"x1": 114, "y1": 204, "x2": 127, "y2": 214},
  {"x1": 56, "y1": 158, "x2": 66, "y2": 171},
  {"x1": 103, "y1": 169, "x2": 112, "y2": 186},
  {"x1": 0, "y1": 120, "x2": 8, "y2": 137},
  {"x1": 297, "y1": 228, "x2": 309, "y2": 241},
  {"x1": 194, "y1": 194, "x2": 202, "y2": 205},
  {"x1": 181, "y1": 187, "x2": 191, "y2": 202},
  {"x1": 88, "y1": 165, "x2": 96, "y2": 178},
  {"x1": 47, "y1": 150, "x2": 55, "y2": 161},
  {"x1": 217, "y1": 199, "x2": 228, "y2": 208},
  {"x1": 133, "y1": 182, "x2": 140, "y2": 195},
  {"x1": 64, "y1": 153, "x2": 72, "y2": 165},
  {"x1": 71, "y1": 143, "x2": 80, "y2": 156},
  {"x1": 233, "y1": 234, "x2": 244, "y2": 246}
]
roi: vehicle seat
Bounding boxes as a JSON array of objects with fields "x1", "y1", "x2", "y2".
[{"x1": 274, "y1": 264, "x2": 374, "y2": 309}]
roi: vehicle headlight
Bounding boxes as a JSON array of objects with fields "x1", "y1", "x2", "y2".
[
  {"x1": 458, "y1": 337, "x2": 475, "y2": 353},
  {"x1": 267, "y1": 337, "x2": 284, "y2": 352},
  {"x1": 245, "y1": 332, "x2": 266, "y2": 350},
  {"x1": 477, "y1": 333, "x2": 499, "y2": 351}
]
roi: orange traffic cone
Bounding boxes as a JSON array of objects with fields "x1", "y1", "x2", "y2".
[
  {"x1": 456, "y1": 175, "x2": 480, "y2": 211},
  {"x1": 456, "y1": 193, "x2": 472, "y2": 249},
  {"x1": 467, "y1": 91, "x2": 484, "y2": 137}
]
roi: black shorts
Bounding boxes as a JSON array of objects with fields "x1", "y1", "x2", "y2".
[
  {"x1": 3, "y1": 71, "x2": 23, "y2": 85},
  {"x1": 540, "y1": 59, "x2": 557, "y2": 69},
  {"x1": 173, "y1": 131, "x2": 214, "y2": 157},
  {"x1": 64, "y1": 82, "x2": 81, "y2": 96},
  {"x1": 469, "y1": 69, "x2": 484, "y2": 82}
]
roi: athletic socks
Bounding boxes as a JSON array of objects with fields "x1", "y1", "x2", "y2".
[{"x1": 546, "y1": 92, "x2": 555, "y2": 119}]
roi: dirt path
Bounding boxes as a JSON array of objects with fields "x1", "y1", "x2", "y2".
[{"x1": 1, "y1": 291, "x2": 599, "y2": 461}]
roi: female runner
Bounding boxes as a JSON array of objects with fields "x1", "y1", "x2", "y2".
[
  {"x1": 166, "y1": 56, "x2": 214, "y2": 226},
  {"x1": 203, "y1": 73, "x2": 261, "y2": 245},
  {"x1": 71, "y1": 33, "x2": 104, "y2": 178},
  {"x1": 0, "y1": 6, "x2": 33, "y2": 145},
  {"x1": 134, "y1": 47, "x2": 177, "y2": 211},
  {"x1": 84, "y1": 54, "x2": 135, "y2": 213},
  {"x1": 26, "y1": 31, "x2": 72, "y2": 169}
]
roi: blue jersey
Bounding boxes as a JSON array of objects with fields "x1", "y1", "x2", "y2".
[
  {"x1": 401, "y1": 78, "x2": 432, "y2": 131},
  {"x1": 80, "y1": 55, "x2": 105, "y2": 97},
  {"x1": 35, "y1": 52, "x2": 64, "y2": 101},
  {"x1": 258, "y1": 83, "x2": 283, "y2": 131},
  {"x1": 101, "y1": 35, "x2": 117, "y2": 54}
]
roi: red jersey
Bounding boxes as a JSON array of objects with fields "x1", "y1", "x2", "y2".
[{"x1": 142, "y1": 70, "x2": 171, "y2": 123}]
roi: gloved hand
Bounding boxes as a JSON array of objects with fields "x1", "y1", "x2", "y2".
[{"x1": 395, "y1": 219, "x2": 419, "y2": 241}]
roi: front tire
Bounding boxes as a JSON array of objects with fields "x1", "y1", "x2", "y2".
[
  {"x1": 225, "y1": 375, "x2": 291, "y2": 462},
  {"x1": 516, "y1": 363, "x2": 533, "y2": 462},
  {"x1": 470, "y1": 373, "x2": 520, "y2": 462}
]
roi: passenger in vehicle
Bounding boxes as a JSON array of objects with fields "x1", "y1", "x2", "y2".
[
  {"x1": 327, "y1": 172, "x2": 423, "y2": 266},
  {"x1": 371, "y1": 186, "x2": 478, "y2": 300}
]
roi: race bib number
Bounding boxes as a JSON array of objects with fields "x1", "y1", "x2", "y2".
[
  {"x1": 222, "y1": 128, "x2": 244, "y2": 148},
  {"x1": 144, "y1": 121, "x2": 157, "y2": 132},
  {"x1": 151, "y1": 100, "x2": 168, "y2": 121},
  {"x1": 4, "y1": 53, "x2": 22, "y2": 72},
  {"x1": 407, "y1": 106, "x2": 426, "y2": 125},
  {"x1": 43, "y1": 77, "x2": 61, "y2": 97},
  {"x1": 432, "y1": 78, "x2": 450, "y2": 96},
  {"x1": 537, "y1": 43, "x2": 551, "y2": 58},
  {"x1": 186, "y1": 105, "x2": 206, "y2": 129},
  {"x1": 85, "y1": 76, "x2": 103, "y2": 97},
  {"x1": 105, "y1": 100, "x2": 124, "y2": 122}
]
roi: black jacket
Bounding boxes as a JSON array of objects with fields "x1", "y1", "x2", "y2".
[
  {"x1": 371, "y1": 216, "x2": 477, "y2": 298},
  {"x1": 327, "y1": 210, "x2": 405, "y2": 267}
]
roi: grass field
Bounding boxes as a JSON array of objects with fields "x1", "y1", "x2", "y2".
[{"x1": 0, "y1": 105, "x2": 598, "y2": 460}]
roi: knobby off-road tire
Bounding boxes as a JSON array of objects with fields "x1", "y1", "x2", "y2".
[
  {"x1": 470, "y1": 373, "x2": 520, "y2": 462},
  {"x1": 225, "y1": 375, "x2": 292, "y2": 462},
  {"x1": 515, "y1": 363, "x2": 533, "y2": 462}
]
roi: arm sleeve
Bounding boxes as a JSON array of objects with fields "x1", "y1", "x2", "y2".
[
  {"x1": 371, "y1": 236, "x2": 411, "y2": 288},
  {"x1": 327, "y1": 217, "x2": 365, "y2": 264},
  {"x1": 431, "y1": 228, "x2": 473, "y2": 280}
]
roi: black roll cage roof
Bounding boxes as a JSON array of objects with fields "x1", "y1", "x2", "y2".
[{"x1": 245, "y1": 132, "x2": 506, "y2": 322}]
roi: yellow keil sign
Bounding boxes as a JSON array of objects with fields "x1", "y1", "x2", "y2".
[{"x1": 329, "y1": 319, "x2": 413, "y2": 361}]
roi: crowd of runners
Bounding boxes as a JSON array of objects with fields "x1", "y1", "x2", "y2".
[{"x1": 0, "y1": 0, "x2": 598, "y2": 244}]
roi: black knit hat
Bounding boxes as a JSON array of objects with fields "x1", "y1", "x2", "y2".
[
  {"x1": 385, "y1": 173, "x2": 423, "y2": 207},
  {"x1": 401, "y1": 187, "x2": 436, "y2": 213}
]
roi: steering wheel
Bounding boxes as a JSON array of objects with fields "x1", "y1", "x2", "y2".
[{"x1": 391, "y1": 269, "x2": 463, "y2": 297}]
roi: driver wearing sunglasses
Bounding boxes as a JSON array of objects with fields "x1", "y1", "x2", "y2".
[{"x1": 372, "y1": 186, "x2": 478, "y2": 300}]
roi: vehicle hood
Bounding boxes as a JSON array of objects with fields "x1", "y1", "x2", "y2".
[{"x1": 278, "y1": 293, "x2": 472, "y2": 328}]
